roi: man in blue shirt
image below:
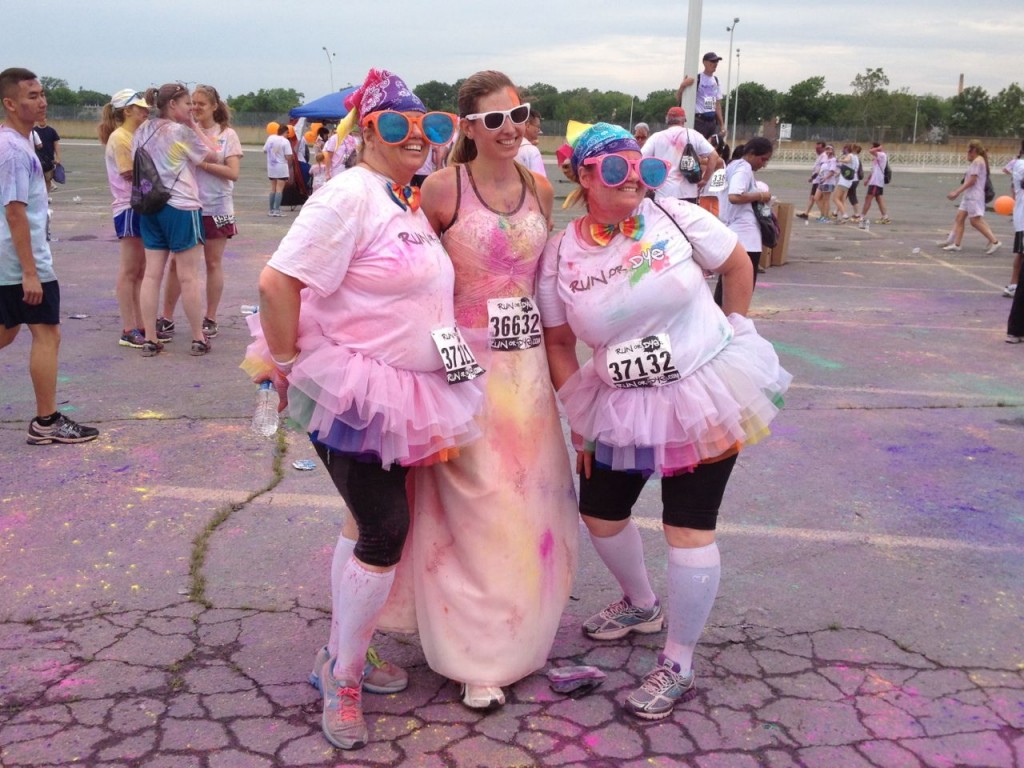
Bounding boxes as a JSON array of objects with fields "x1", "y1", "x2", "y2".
[{"x1": 0, "y1": 67, "x2": 98, "y2": 444}]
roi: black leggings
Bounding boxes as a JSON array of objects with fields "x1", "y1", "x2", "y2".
[
  {"x1": 579, "y1": 454, "x2": 738, "y2": 530},
  {"x1": 312, "y1": 442, "x2": 410, "y2": 567}
]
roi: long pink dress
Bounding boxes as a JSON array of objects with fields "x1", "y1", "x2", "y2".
[{"x1": 380, "y1": 165, "x2": 579, "y2": 687}]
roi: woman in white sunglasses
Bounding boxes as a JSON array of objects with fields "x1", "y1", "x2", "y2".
[{"x1": 394, "y1": 70, "x2": 579, "y2": 710}]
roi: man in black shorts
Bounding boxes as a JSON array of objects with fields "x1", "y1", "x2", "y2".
[{"x1": 0, "y1": 67, "x2": 98, "y2": 445}]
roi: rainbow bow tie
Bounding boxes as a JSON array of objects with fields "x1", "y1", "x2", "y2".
[
  {"x1": 388, "y1": 182, "x2": 421, "y2": 212},
  {"x1": 590, "y1": 214, "x2": 644, "y2": 246}
]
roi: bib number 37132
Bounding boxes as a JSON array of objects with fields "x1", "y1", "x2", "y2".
[
  {"x1": 487, "y1": 296, "x2": 541, "y2": 351},
  {"x1": 606, "y1": 333, "x2": 681, "y2": 389},
  {"x1": 432, "y1": 326, "x2": 485, "y2": 384}
]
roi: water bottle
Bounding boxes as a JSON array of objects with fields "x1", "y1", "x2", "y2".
[
  {"x1": 240, "y1": 304, "x2": 259, "y2": 316},
  {"x1": 251, "y1": 381, "x2": 279, "y2": 437}
]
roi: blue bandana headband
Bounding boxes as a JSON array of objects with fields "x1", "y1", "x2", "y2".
[{"x1": 570, "y1": 122, "x2": 640, "y2": 176}]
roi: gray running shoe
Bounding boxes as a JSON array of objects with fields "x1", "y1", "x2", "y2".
[
  {"x1": 582, "y1": 596, "x2": 663, "y2": 640},
  {"x1": 319, "y1": 656, "x2": 367, "y2": 750},
  {"x1": 625, "y1": 654, "x2": 696, "y2": 720}
]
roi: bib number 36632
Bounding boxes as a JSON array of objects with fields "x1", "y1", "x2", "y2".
[
  {"x1": 606, "y1": 333, "x2": 680, "y2": 389},
  {"x1": 432, "y1": 326, "x2": 485, "y2": 384},
  {"x1": 487, "y1": 296, "x2": 541, "y2": 351}
]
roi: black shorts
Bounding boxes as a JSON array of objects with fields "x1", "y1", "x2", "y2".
[
  {"x1": 579, "y1": 454, "x2": 738, "y2": 530},
  {"x1": 1013, "y1": 231, "x2": 1023, "y2": 255},
  {"x1": 0, "y1": 280, "x2": 60, "y2": 328},
  {"x1": 867, "y1": 185, "x2": 884, "y2": 196}
]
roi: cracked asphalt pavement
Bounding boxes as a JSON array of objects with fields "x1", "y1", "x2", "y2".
[{"x1": 1, "y1": 143, "x2": 1021, "y2": 767}]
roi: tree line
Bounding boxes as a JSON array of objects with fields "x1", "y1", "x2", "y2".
[{"x1": 40, "y1": 70, "x2": 1024, "y2": 142}]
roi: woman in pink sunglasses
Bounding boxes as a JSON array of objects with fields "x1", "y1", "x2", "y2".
[{"x1": 538, "y1": 122, "x2": 790, "y2": 721}]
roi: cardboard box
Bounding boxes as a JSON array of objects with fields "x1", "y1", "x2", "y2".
[{"x1": 766, "y1": 202, "x2": 794, "y2": 266}]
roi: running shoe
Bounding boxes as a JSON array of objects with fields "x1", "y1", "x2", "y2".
[
  {"x1": 202, "y1": 317, "x2": 219, "y2": 338},
  {"x1": 795, "y1": 212, "x2": 809, "y2": 219},
  {"x1": 985, "y1": 241, "x2": 1002, "y2": 255},
  {"x1": 816, "y1": 216, "x2": 831, "y2": 223},
  {"x1": 583, "y1": 596, "x2": 663, "y2": 640},
  {"x1": 309, "y1": 645, "x2": 409, "y2": 695},
  {"x1": 625, "y1": 654, "x2": 696, "y2": 721},
  {"x1": 460, "y1": 684, "x2": 506, "y2": 710},
  {"x1": 319, "y1": 656, "x2": 367, "y2": 750},
  {"x1": 118, "y1": 328, "x2": 146, "y2": 348},
  {"x1": 141, "y1": 340, "x2": 164, "y2": 357},
  {"x1": 941, "y1": 243, "x2": 962, "y2": 252},
  {"x1": 156, "y1": 317, "x2": 175, "y2": 335},
  {"x1": 1003, "y1": 284, "x2": 1017, "y2": 298},
  {"x1": 878, "y1": 217, "x2": 892, "y2": 224},
  {"x1": 1007, "y1": 335, "x2": 1024, "y2": 344},
  {"x1": 26, "y1": 413, "x2": 99, "y2": 445},
  {"x1": 190, "y1": 338, "x2": 212, "y2": 356}
]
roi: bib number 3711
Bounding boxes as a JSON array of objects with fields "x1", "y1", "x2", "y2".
[
  {"x1": 606, "y1": 333, "x2": 681, "y2": 389},
  {"x1": 432, "y1": 326, "x2": 485, "y2": 384}
]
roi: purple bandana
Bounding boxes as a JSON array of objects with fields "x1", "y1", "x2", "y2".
[
  {"x1": 345, "y1": 68, "x2": 425, "y2": 116},
  {"x1": 571, "y1": 122, "x2": 639, "y2": 176}
]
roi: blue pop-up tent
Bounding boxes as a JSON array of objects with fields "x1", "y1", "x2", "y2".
[{"x1": 288, "y1": 87, "x2": 358, "y2": 120}]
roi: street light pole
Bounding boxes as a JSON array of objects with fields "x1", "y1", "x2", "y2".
[
  {"x1": 731, "y1": 48, "x2": 741, "y2": 143},
  {"x1": 321, "y1": 46, "x2": 336, "y2": 91},
  {"x1": 629, "y1": 95, "x2": 636, "y2": 131},
  {"x1": 912, "y1": 98, "x2": 921, "y2": 144},
  {"x1": 724, "y1": 17, "x2": 739, "y2": 140}
]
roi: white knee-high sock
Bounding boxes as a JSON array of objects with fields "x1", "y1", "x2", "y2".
[
  {"x1": 663, "y1": 542, "x2": 721, "y2": 675},
  {"x1": 331, "y1": 559, "x2": 394, "y2": 681},
  {"x1": 273, "y1": 191, "x2": 283, "y2": 210},
  {"x1": 588, "y1": 520, "x2": 658, "y2": 610},
  {"x1": 268, "y1": 192, "x2": 275, "y2": 211},
  {"x1": 327, "y1": 534, "x2": 357, "y2": 656}
]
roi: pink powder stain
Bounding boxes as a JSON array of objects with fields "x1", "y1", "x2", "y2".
[{"x1": 538, "y1": 529, "x2": 554, "y2": 560}]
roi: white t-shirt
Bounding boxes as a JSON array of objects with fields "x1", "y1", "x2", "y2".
[
  {"x1": 0, "y1": 126, "x2": 53, "y2": 285},
  {"x1": 324, "y1": 133, "x2": 356, "y2": 176},
  {"x1": 719, "y1": 159, "x2": 761, "y2": 252},
  {"x1": 131, "y1": 118, "x2": 208, "y2": 210},
  {"x1": 537, "y1": 197, "x2": 738, "y2": 381},
  {"x1": 867, "y1": 150, "x2": 887, "y2": 187},
  {"x1": 196, "y1": 125, "x2": 242, "y2": 217},
  {"x1": 263, "y1": 134, "x2": 293, "y2": 179},
  {"x1": 104, "y1": 124, "x2": 135, "y2": 215},
  {"x1": 267, "y1": 166, "x2": 457, "y2": 373},
  {"x1": 817, "y1": 156, "x2": 838, "y2": 186},
  {"x1": 641, "y1": 125, "x2": 714, "y2": 200},
  {"x1": 693, "y1": 73, "x2": 722, "y2": 114},
  {"x1": 962, "y1": 156, "x2": 987, "y2": 205},
  {"x1": 515, "y1": 140, "x2": 547, "y2": 177},
  {"x1": 1003, "y1": 157, "x2": 1024, "y2": 232}
]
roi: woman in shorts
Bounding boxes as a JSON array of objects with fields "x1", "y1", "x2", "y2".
[
  {"x1": 263, "y1": 123, "x2": 292, "y2": 216},
  {"x1": 942, "y1": 140, "x2": 1001, "y2": 254},
  {"x1": 132, "y1": 82, "x2": 220, "y2": 356},
  {"x1": 98, "y1": 88, "x2": 152, "y2": 348},
  {"x1": 157, "y1": 85, "x2": 242, "y2": 340}
]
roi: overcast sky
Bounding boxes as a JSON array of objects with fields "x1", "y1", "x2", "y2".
[{"x1": 6, "y1": 1, "x2": 1023, "y2": 104}]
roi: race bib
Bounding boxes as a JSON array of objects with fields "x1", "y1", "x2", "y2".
[
  {"x1": 707, "y1": 168, "x2": 727, "y2": 193},
  {"x1": 679, "y1": 154, "x2": 698, "y2": 173},
  {"x1": 606, "y1": 334, "x2": 681, "y2": 389},
  {"x1": 431, "y1": 326, "x2": 485, "y2": 384},
  {"x1": 487, "y1": 296, "x2": 542, "y2": 351},
  {"x1": 702, "y1": 95, "x2": 716, "y2": 112}
]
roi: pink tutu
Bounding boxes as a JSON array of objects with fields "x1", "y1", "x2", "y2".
[
  {"x1": 558, "y1": 314, "x2": 791, "y2": 475},
  {"x1": 242, "y1": 315, "x2": 483, "y2": 467}
]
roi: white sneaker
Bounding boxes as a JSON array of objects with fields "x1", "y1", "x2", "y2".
[
  {"x1": 1002, "y1": 284, "x2": 1016, "y2": 298},
  {"x1": 460, "y1": 683, "x2": 505, "y2": 710},
  {"x1": 934, "y1": 239, "x2": 953, "y2": 246},
  {"x1": 985, "y1": 241, "x2": 1002, "y2": 255},
  {"x1": 1006, "y1": 335, "x2": 1024, "y2": 344},
  {"x1": 941, "y1": 243, "x2": 962, "y2": 252}
]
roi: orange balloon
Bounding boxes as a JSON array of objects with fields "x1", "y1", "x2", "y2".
[
  {"x1": 266, "y1": 121, "x2": 279, "y2": 135},
  {"x1": 993, "y1": 195, "x2": 1014, "y2": 216},
  {"x1": 304, "y1": 130, "x2": 317, "y2": 143}
]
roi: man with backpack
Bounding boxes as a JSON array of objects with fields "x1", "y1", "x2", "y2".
[
  {"x1": 642, "y1": 106, "x2": 721, "y2": 203},
  {"x1": 859, "y1": 142, "x2": 892, "y2": 226},
  {"x1": 676, "y1": 52, "x2": 724, "y2": 139}
]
